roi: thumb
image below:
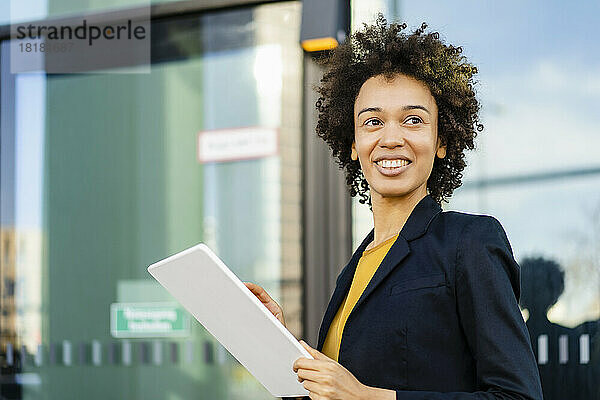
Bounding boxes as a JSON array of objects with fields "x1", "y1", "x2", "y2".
[{"x1": 299, "y1": 340, "x2": 329, "y2": 360}]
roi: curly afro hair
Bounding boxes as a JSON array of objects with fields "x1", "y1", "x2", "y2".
[{"x1": 314, "y1": 14, "x2": 483, "y2": 206}]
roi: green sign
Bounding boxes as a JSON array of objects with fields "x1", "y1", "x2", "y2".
[{"x1": 110, "y1": 302, "x2": 190, "y2": 338}]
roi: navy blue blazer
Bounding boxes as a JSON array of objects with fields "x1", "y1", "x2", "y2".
[{"x1": 310, "y1": 194, "x2": 542, "y2": 399}]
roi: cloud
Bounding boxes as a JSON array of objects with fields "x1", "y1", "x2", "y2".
[
  {"x1": 534, "y1": 60, "x2": 600, "y2": 97},
  {"x1": 464, "y1": 58, "x2": 600, "y2": 179}
]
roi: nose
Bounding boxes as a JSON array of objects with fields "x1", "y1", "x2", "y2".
[{"x1": 378, "y1": 124, "x2": 405, "y2": 148}]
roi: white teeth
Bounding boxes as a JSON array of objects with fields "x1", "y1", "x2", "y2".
[{"x1": 377, "y1": 159, "x2": 410, "y2": 168}]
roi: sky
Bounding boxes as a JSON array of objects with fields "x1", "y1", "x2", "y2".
[{"x1": 379, "y1": 0, "x2": 600, "y2": 179}]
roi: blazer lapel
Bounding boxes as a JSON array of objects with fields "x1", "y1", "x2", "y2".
[
  {"x1": 317, "y1": 229, "x2": 374, "y2": 351},
  {"x1": 349, "y1": 235, "x2": 410, "y2": 323},
  {"x1": 317, "y1": 194, "x2": 442, "y2": 351},
  {"x1": 350, "y1": 195, "x2": 442, "y2": 319}
]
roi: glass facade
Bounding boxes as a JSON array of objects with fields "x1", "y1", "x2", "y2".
[
  {"x1": 3, "y1": 0, "x2": 183, "y2": 26},
  {"x1": 352, "y1": 1, "x2": 600, "y2": 399},
  {"x1": 0, "y1": 2, "x2": 303, "y2": 399}
]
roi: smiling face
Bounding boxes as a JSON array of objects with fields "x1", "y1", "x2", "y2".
[{"x1": 352, "y1": 73, "x2": 447, "y2": 203}]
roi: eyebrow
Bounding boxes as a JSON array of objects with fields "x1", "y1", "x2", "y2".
[{"x1": 357, "y1": 105, "x2": 431, "y2": 118}]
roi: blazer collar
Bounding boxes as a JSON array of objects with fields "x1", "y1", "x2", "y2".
[
  {"x1": 317, "y1": 194, "x2": 442, "y2": 351},
  {"x1": 397, "y1": 193, "x2": 442, "y2": 241}
]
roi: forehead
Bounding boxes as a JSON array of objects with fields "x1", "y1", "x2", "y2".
[{"x1": 354, "y1": 74, "x2": 437, "y2": 114}]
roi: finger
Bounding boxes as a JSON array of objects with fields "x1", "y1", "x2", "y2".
[
  {"x1": 244, "y1": 282, "x2": 265, "y2": 298},
  {"x1": 244, "y1": 282, "x2": 261, "y2": 293},
  {"x1": 302, "y1": 380, "x2": 326, "y2": 397},
  {"x1": 245, "y1": 283, "x2": 285, "y2": 323},
  {"x1": 251, "y1": 285, "x2": 276, "y2": 305},
  {"x1": 296, "y1": 368, "x2": 321, "y2": 383},
  {"x1": 275, "y1": 311, "x2": 286, "y2": 325},
  {"x1": 293, "y1": 357, "x2": 330, "y2": 372},
  {"x1": 299, "y1": 340, "x2": 330, "y2": 361},
  {"x1": 244, "y1": 282, "x2": 260, "y2": 298},
  {"x1": 245, "y1": 283, "x2": 276, "y2": 306}
]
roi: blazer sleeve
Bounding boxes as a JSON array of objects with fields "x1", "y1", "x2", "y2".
[{"x1": 396, "y1": 216, "x2": 543, "y2": 400}]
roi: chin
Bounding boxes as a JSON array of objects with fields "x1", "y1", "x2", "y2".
[
  {"x1": 371, "y1": 186, "x2": 413, "y2": 199},
  {"x1": 369, "y1": 180, "x2": 426, "y2": 199}
]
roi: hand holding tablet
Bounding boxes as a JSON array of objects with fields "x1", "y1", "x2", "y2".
[
  {"x1": 244, "y1": 281, "x2": 287, "y2": 328},
  {"x1": 147, "y1": 243, "x2": 312, "y2": 398}
]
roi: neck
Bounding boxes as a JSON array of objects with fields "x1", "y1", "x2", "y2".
[{"x1": 369, "y1": 187, "x2": 428, "y2": 249}]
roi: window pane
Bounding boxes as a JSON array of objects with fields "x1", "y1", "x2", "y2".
[{"x1": 0, "y1": 2, "x2": 303, "y2": 399}]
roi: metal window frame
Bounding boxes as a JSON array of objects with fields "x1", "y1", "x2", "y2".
[
  {"x1": 302, "y1": 53, "x2": 353, "y2": 346},
  {"x1": 0, "y1": 0, "x2": 286, "y2": 40}
]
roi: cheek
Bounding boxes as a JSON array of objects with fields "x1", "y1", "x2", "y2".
[
  {"x1": 416, "y1": 140, "x2": 438, "y2": 162},
  {"x1": 358, "y1": 153, "x2": 371, "y2": 172},
  {"x1": 355, "y1": 139, "x2": 374, "y2": 163}
]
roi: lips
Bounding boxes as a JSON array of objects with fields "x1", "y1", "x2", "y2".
[{"x1": 373, "y1": 159, "x2": 411, "y2": 177}]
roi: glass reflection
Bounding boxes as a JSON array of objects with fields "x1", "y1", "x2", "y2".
[{"x1": 0, "y1": 2, "x2": 302, "y2": 399}]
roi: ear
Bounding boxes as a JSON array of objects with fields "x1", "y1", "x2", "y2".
[
  {"x1": 351, "y1": 142, "x2": 358, "y2": 161},
  {"x1": 436, "y1": 138, "x2": 446, "y2": 159}
]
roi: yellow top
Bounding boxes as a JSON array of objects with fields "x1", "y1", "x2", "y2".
[{"x1": 322, "y1": 233, "x2": 399, "y2": 361}]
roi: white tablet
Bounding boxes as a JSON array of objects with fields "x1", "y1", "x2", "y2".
[{"x1": 147, "y1": 243, "x2": 312, "y2": 398}]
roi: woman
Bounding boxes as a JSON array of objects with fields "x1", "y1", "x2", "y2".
[{"x1": 246, "y1": 16, "x2": 542, "y2": 400}]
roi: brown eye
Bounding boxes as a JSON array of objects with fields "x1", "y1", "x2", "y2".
[
  {"x1": 405, "y1": 116, "x2": 423, "y2": 125},
  {"x1": 365, "y1": 118, "x2": 383, "y2": 126}
]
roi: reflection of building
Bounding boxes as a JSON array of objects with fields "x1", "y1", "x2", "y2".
[
  {"x1": 0, "y1": 227, "x2": 43, "y2": 362},
  {"x1": 255, "y1": 5, "x2": 304, "y2": 339},
  {"x1": 2, "y1": 2, "x2": 312, "y2": 400},
  {"x1": 15, "y1": 229, "x2": 43, "y2": 352},
  {"x1": 1, "y1": 228, "x2": 17, "y2": 352}
]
